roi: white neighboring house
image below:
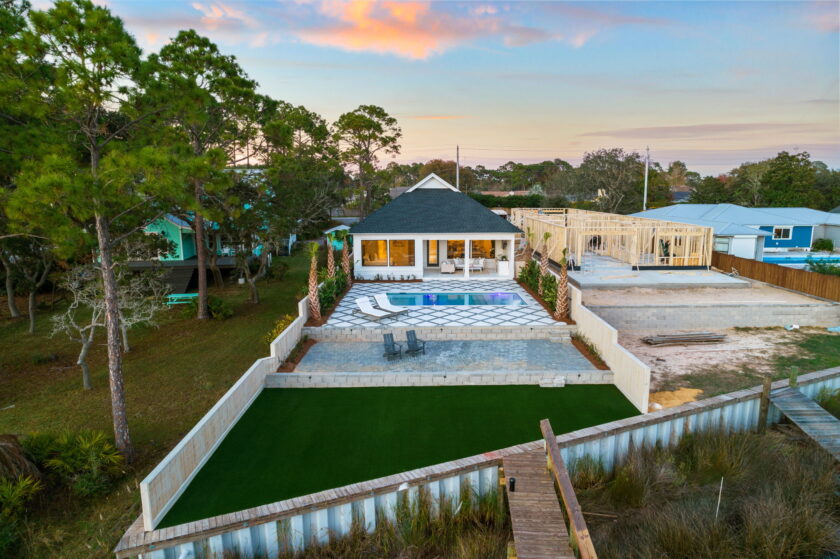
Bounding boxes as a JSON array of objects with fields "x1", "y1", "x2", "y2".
[{"x1": 349, "y1": 174, "x2": 522, "y2": 280}]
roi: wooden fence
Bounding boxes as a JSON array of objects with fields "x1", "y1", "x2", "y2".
[{"x1": 712, "y1": 251, "x2": 840, "y2": 302}]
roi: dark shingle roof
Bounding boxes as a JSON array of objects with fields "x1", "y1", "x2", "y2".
[{"x1": 350, "y1": 189, "x2": 522, "y2": 234}]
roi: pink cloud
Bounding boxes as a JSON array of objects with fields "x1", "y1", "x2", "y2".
[
  {"x1": 296, "y1": 0, "x2": 567, "y2": 59},
  {"x1": 191, "y1": 2, "x2": 258, "y2": 31},
  {"x1": 806, "y1": 3, "x2": 840, "y2": 32}
]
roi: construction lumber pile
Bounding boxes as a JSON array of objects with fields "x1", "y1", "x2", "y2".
[{"x1": 642, "y1": 332, "x2": 727, "y2": 346}]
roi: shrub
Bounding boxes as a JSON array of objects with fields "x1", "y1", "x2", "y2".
[
  {"x1": 541, "y1": 272, "x2": 557, "y2": 306},
  {"x1": 264, "y1": 314, "x2": 297, "y2": 345},
  {"x1": 22, "y1": 431, "x2": 124, "y2": 497},
  {"x1": 317, "y1": 270, "x2": 347, "y2": 314},
  {"x1": 807, "y1": 258, "x2": 840, "y2": 277},
  {"x1": 182, "y1": 295, "x2": 233, "y2": 319},
  {"x1": 0, "y1": 476, "x2": 42, "y2": 519},
  {"x1": 811, "y1": 238, "x2": 834, "y2": 252},
  {"x1": 0, "y1": 517, "x2": 19, "y2": 558},
  {"x1": 517, "y1": 259, "x2": 539, "y2": 291}
]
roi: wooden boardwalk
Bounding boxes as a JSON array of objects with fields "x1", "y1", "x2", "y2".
[
  {"x1": 503, "y1": 451, "x2": 575, "y2": 559},
  {"x1": 771, "y1": 387, "x2": 840, "y2": 460}
]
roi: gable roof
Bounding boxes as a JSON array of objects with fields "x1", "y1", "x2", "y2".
[
  {"x1": 350, "y1": 189, "x2": 521, "y2": 235},
  {"x1": 405, "y1": 173, "x2": 459, "y2": 193}
]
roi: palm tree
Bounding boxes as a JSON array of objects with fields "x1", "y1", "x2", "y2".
[
  {"x1": 307, "y1": 242, "x2": 322, "y2": 321},
  {"x1": 539, "y1": 231, "x2": 551, "y2": 296},
  {"x1": 554, "y1": 248, "x2": 569, "y2": 320},
  {"x1": 326, "y1": 233, "x2": 336, "y2": 278},
  {"x1": 336, "y1": 230, "x2": 352, "y2": 284}
]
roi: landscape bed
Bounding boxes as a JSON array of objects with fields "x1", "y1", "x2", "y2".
[{"x1": 159, "y1": 384, "x2": 638, "y2": 527}]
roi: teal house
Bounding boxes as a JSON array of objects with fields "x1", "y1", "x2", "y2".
[{"x1": 145, "y1": 215, "x2": 198, "y2": 261}]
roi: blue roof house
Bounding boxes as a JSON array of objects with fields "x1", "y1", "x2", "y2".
[{"x1": 632, "y1": 204, "x2": 840, "y2": 261}]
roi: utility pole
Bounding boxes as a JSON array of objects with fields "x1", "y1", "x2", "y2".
[
  {"x1": 456, "y1": 145, "x2": 460, "y2": 190},
  {"x1": 642, "y1": 145, "x2": 650, "y2": 211}
]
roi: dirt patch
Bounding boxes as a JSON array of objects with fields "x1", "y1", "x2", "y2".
[
  {"x1": 649, "y1": 388, "x2": 703, "y2": 409},
  {"x1": 620, "y1": 327, "x2": 804, "y2": 391},
  {"x1": 277, "y1": 337, "x2": 317, "y2": 373}
]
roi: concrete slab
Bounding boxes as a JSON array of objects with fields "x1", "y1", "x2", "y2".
[{"x1": 569, "y1": 255, "x2": 748, "y2": 289}]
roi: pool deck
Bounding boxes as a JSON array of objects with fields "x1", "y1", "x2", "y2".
[
  {"x1": 295, "y1": 339, "x2": 599, "y2": 375},
  {"x1": 326, "y1": 280, "x2": 558, "y2": 328}
]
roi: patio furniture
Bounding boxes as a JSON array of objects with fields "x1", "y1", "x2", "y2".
[
  {"x1": 470, "y1": 258, "x2": 485, "y2": 271},
  {"x1": 383, "y1": 333, "x2": 402, "y2": 360},
  {"x1": 165, "y1": 293, "x2": 198, "y2": 306},
  {"x1": 374, "y1": 294, "x2": 410, "y2": 315},
  {"x1": 454, "y1": 258, "x2": 466, "y2": 269},
  {"x1": 353, "y1": 297, "x2": 398, "y2": 321},
  {"x1": 440, "y1": 260, "x2": 456, "y2": 274},
  {"x1": 405, "y1": 330, "x2": 426, "y2": 356}
]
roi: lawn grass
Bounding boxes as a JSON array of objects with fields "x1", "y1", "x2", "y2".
[
  {"x1": 0, "y1": 252, "x2": 310, "y2": 559},
  {"x1": 161, "y1": 384, "x2": 638, "y2": 527}
]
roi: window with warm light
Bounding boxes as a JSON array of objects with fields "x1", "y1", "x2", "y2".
[
  {"x1": 361, "y1": 240, "x2": 387, "y2": 266},
  {"x1": 388, "y1": 240, "x2": 415, "y2": 266},
  {"x1": 471, "y1": 240, "x2": 496, "y2": 259},
  {"x1": 447, "y1": 240, "x2": 465, "y2": 259}
]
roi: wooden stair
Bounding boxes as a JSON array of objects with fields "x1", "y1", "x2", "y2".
[{"x1": 503, "y1": 451, "x2": 575, "y2": 559}]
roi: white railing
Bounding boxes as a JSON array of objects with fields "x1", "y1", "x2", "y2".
[
  {"x1": 139, "y1": 294, "x2": 310, "y2": 531},
  {"x1": 569, "y1": 285, "x2": 651, "y2": 412},
  {"x1": 118, "y1": 367, "x2": 840, "y2": 559}
]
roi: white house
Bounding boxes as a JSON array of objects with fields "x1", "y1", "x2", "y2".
[{"x1": 349, "y1": 174, "x2": 522, "y2": 280}]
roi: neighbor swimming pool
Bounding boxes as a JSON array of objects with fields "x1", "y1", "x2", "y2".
[
  {"x1": 762, "y1": 254, "x2": 840, "y2": 268},
  {"x1": 387, "y1": 292, "x2": 526, "y2": 306}
]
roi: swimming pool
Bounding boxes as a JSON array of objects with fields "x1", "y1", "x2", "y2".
[
  {"x1": 387, "y1": 292, "x2": 526, "y2": 306},
  {"x1": 762, "y1": 254, "x2": 840, "y2": 268}
]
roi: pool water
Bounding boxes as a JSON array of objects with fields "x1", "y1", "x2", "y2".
[
  {"x1": 762, "y1": 254, "x2": 840, "y2": 268},
  {"x1": 387, "y1": 292, "x2": 526, "y2": 306}
]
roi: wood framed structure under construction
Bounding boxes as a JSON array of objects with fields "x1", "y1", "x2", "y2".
[{"x1": 511, "y1": 208, "x2": 714, "y2": 269}]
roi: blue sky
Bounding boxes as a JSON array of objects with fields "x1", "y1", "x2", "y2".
[{"x1": 64, "y1": 1, "x2": 840, "y2": 174}]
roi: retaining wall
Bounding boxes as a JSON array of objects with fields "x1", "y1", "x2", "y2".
[
  {"x1": 304, "y1": 324, "x2": 574, "y2": 342},
  {"x1": 589, "y1": 302, "x2": 840, "y2": 330},
  {"x1": 265, "y1": 369, "x2": 613, "y2": 388},
  {"x1": 117, "y1": 367, "x2": 840, "y2": 559},
  {"x1": 139, "y1": 294, "x2": 310, "y2": 532},
  {"x1": 570, "y1": 285, "x2": 651, "y2": 412}
]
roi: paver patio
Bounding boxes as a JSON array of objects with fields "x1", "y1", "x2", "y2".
[
  {"x1": 326, "y1": 280, "x2": 557, "y2": 328},
  {"x1": 295, "y1": 339, "x2": 598, "y2": 374}
]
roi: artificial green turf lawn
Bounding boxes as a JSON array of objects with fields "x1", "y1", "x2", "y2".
[{"x1": 160, "y1": 384, "x2": 638, "y2": 527}]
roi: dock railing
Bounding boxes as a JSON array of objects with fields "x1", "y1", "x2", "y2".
[{"x1": 541, "y1": 419, "x2": 598, "y2": 559}]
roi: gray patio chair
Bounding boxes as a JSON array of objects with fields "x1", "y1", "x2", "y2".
[
  {"x1": 383, "y1": 333, "x2": 402, "y2": 360},
  {"x1": 405, "y1": 330, "x2": 426, "y2": 356}
]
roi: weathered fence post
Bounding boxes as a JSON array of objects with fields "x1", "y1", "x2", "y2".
[{"x1": 757, "y1": 376, "x2": 772, "y2": 434}]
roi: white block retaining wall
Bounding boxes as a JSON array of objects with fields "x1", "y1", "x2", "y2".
[
  {"x1": 588, "y1": 302, "x2": 840, "y2": 330},
  {"x1": 139, "y1": 294, "x2": 310, "y2": 532},
  {"x1": 265, "y1": 369, "x2": 614, "y2": 388},
  {"x1": 570, "y1": 285, "x2": 651, "y2": 412},
  {"x1": 117, "y1": 367, "x2": 840, "y2": 559}
]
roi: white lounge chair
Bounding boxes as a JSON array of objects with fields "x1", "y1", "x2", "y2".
[
  {"x1": 470, "y1": 258, "x2": 485, "y2": 271},
  {"x1": 353, "y1": 297, "x2": 399, "y2": 321},
  {"x1": 374, "y1": 294, "x2": 410, "y2": 315}
]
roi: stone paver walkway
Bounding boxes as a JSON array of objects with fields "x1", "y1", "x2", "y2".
[
  {"x1": 327, "y1": 280, "x2": 557, "y2": 328},
  {"x1": 295, "y1": 339, "x2": 596, "y2": 374}
]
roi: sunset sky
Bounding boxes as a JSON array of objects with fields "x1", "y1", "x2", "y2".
[{"x1": 64, "y1": 1, "x2": 840, "y2": 174}]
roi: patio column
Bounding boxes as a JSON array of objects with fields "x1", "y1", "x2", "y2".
[
  {"x1": 464, "y1": 239, "x2": 471, "y2": 279},
  {"x1": 507, "y1": 238, "x2": 515, "y2": 278}
]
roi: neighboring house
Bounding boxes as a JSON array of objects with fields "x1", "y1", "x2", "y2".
[
  {"x1": 144, "y1": 214, "x2": 198, "y2": 261},
  {"x1": 350, "y1": 174, "x2": 522, "y2": 280},
  {"x1": 671, "y1": 191, "x2": 691, "y2": 203},
  {"x1": 324, "y1": 225, "x2": 350, "y2": 250},
  {"x1": 480, "y1": 190, "x2": 530, "y2": 197},
  {"x1": 632, "y1": 203, "x2": 840, "y2": 260}
]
